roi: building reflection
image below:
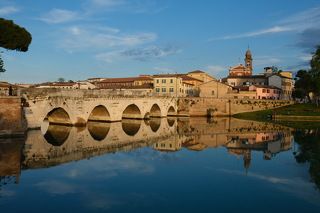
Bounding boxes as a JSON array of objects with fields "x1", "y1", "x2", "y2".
[
  {"x1": 0, "y1": 117, "x2": 295, "y2": 187},
  {"x1": 0, "y1": 138, "x2": 24, "y2": 191}
]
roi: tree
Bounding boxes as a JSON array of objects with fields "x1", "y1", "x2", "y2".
[
  {"x1": 293, "y1": 70, "x2": 313, "y2": 100},
  {"x1": 0, "y1": 18, "x2": 32, "y2": 76},
  {"x1": 57, "y1": 78, "x2": 65, "y2": 83},
  {"x1": 293, "y1": 46, "x2": 320, "y2": 102},
  {"x1": 311, "y1": 45, "x2": 320, "y2": 74},
  {"x1": 0, "y1": 18, "x2": 32, "y2": 52},
  {"x1": 0, "y1": 53, "x2": 5, "y2": 73}
]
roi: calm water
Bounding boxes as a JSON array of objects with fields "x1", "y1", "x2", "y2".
[{"x1": 1, "y1": 117, "x2": 320, "y2": 212}]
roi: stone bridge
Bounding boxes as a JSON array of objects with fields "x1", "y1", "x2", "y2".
[{"x1": 22, "y1": 89, "x2": 178, "y2": 128}]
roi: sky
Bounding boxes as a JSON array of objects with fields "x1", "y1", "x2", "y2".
[{"x1": 0, "y1": 0, "x2": 320, "y2": 83}]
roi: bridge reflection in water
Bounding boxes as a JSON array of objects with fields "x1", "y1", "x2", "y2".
[
  {"x1": 0, "y1": 118, "x2": 294, "y2": 187},
  {"x1": 20, "y1": 118, "x2": 293, "y2": 171}
]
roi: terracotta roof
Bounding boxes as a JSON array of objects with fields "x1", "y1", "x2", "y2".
[
  {"x1": 268, "y1": 73, "x2": 292, "y2": 79},
  {"x1": 226, "y1": 75, "x2": 266, "y2": 79},
  {"x1": 0, "y1": 82, "x2": 17, "y2": 88},
  {"x1": 98, "y1": 76, "x2": 153, "y2": 83},
  {"x1": 188, "y1": 70, "x2": 205, "y2": 74},
  {"x1": 97, "y1": 83, "x2": 153, "y2": 90},
  {"x1": 153, "y1": 74, "x2": 203, "y2": 82},
  {"x1": 234, "y1": 86, "x2": 250, "y2": 91},
  {"x1": 252, "y1": 85, "x2": 281, "y2": 90},
  {"x1": 230, "y1": 64, "x2": 246, "y2": 70}
]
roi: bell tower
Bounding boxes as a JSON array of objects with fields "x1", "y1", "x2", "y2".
[{"x1": 245, "y1": 48, "x2": 253, "y2": 74}]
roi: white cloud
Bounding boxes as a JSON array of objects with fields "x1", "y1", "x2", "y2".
[
  {"x1": 35, "y1": 180, "x2": 77, "y2": 195},
  {"x1": 299, "y1": 54, "x2": 312, "y2": 62},
  {"x1": 206, "y1": 65, "x2": 227, "y2": 77},
  {"x1": 154, "y1": 67, "x2": 174, "y2": 73},
  {"x1": 210, "y1": 26, "x2": 293, "y2": 41},
  {"x1": 209, "y1": 7, "x2": 320, "y2": 41},
  {"x1": 95, "y1": 45, "x2": 179, "y2": 63},
  {"x1": 0, "y1": 6, "x2": 19, "y2": 15},
  {"x1": 39, "y1": 9, "x2": 79, "y2": 24},
  {"x1": 59, "y1": 25, "x2": 157, "y2": 52},
  {"x1": 254, "y1": 56, "x2": 281, "y2": 66},
  {"x1": 91, "y1": 0, "x2": 126, "y2": 7}
]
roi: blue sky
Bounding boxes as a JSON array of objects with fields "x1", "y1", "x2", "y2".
[{"x1": 0, "y1": 0, "x2": 320, "y2": 83}]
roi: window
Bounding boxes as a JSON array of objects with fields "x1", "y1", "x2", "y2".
[
  {"x1": 169, "y1": 88, "x2": 174, "y2": 92},
  {"x1": 211, "y1": 90, "x2": 215, "y2": 96},
  {"x1": 156, "y1": 79, "x2": 159, "y2": 83},
  {"x1": 162, "y1": 79, "x2": 166, "y2": 83},
  {"x1": 156, "y1": 88, "x2": 160, "y2": 92},
  {"x1": 262, "y1": 89, "x2": 266, "y2": 93},
  {"x1": 267, "y1": 89, "x2": 270, "y2": 93},
  {"x1": 170, "y1": 79, "x2": 173, "y2": 83},
  {"x1": 162, "y1": 88, "x2": 166, "y2": 92}
]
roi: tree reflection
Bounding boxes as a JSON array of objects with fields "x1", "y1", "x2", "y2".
[{"x1": 294, "y1": 129, "x2": 320, "y2": 190}]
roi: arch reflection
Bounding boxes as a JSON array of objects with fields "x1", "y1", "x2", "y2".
[
  {"x1": 43, "y1": 125, "x2": 71, "y2": 146},
  {"x1": 87, "y1": 121, "x2": 110, "y2": 141},
  {"x1": 122, "y1": 119, "x2": 141, "y2": 136},
  {"x1": 149, "y1": 118, "x2": 161, "y2": 132},
  {"x1": 167, "y1": 118, "x2": 176, "y2": 127}
]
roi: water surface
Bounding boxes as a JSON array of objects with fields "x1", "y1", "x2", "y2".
[{"x1": 0, "y1": 118, "x2": 319, "y2": 212}]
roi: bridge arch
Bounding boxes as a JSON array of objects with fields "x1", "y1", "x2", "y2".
[
  {"x1": 88, "y1": 105, "x2": 111, "y2": 122},
  {"x1": 46, "y1": 107, "x2": 71, "y2": 125},
  {"x1": 122, "y1": 104, "x2": 142, "y2": 120},
  {"x1": 150, "y1": 104, "x2": 161, "y2": 117},
  {"x1": 167, "y1": 106, "x2": 176, "y2": 117}
]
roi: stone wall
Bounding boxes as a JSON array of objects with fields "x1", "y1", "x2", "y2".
[
  {"x1": 0, "y1": 97, "x2": 25, "y2": 136},
  {"x1": 177, "y1": 98, "x2": 293, "y2": 117}
]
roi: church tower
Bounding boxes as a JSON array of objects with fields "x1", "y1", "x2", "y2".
[{"x1": 245, "y1": 48, "x2": 253, "y2": 74}]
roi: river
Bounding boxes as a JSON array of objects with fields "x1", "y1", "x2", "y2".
[{"x1": 0, "y1": 117, "x2": 319, "y2": 212}]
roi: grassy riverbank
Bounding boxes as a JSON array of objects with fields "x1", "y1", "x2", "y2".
[{"x1": 233, "y1": 103, "x2": 320, "y2": 128}]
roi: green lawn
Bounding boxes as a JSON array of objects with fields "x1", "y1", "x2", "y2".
[{"x1": 233, "y1": 103, "x2": 320, "y2": 129}]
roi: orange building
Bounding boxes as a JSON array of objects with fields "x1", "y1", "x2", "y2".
[{"x1": 229, "y1": 48, "x2": 253, "y2": 77}]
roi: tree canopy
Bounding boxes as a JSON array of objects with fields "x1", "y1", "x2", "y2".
[
  {"x1": 0, "y1": 18, "x2": 32, "y2": 52},
  {"x1": 0, "y1": 53, "x2": 5, "y2": 73},
  {"x1": 293, "y1": 46, "x2": 320, "y2": 100}
]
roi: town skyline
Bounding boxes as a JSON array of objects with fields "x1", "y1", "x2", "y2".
[{"x1": 0, "y1": 0, "x2": 319, "y2": 83}]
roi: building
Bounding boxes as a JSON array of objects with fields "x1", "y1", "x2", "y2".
[
  {"x1": 153, "y1": 74, "x2": 200, "y2": 97},
  {"x1": 249, "y1": 85, "x2": 281, "y2": 100},
  {"x1": 35, "y1": 82, "x2": 77, "y2": 89},
  {"x1": 223, "y1": 48, "x2": 294, "y2": 100},
  {"x1": 223, "y1": 75, "x2": 267, "y2": 87},
  {"x1": 228, "y1": 49, "x2": 253, "y2": 77},
  {"x1": 268, "y1": 72, "x2": 294, "y2": 100},
  {"x1": 73, "y1": 81, "x2": 96, "y2": 90},
  {"x1": 0, "y1": 82, "x2": 18, "y2": 96},
  {"x1": 198, "y1": 80, "x2": 234, "y2": 98},
  {"x1": 187, "y1": 70, "x2": 216, "y2": 83},
  {"x1": 94, "y1": 76, "x2": 153, "y2": 90}
]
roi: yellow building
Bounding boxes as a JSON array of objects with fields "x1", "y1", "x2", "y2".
[{"x1": 153, "y1": 74, "x2": 196, "y2": 97}]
